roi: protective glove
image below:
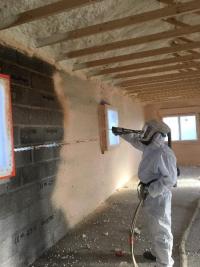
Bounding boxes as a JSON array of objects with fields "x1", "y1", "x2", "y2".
[{"x1": 138, "y1": 183, "x2": 149, "y2": 201}]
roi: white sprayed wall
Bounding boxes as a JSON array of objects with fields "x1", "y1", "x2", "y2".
[{"x1": 52, "y1": 72, "x2": 144, "y2": 227}]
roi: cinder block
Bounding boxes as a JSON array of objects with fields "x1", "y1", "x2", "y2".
[
  {"x1": 0, "y1": 45, "x2": 66, "y2": 267},
  {"x1": 7, "y1": 169, "x2": 22, "y2": 192},
  {"x1": 0, "y1": 206, "x2": 29, "y2": 244},
  {"x1": 11, "y1": 85, "x2": 27, "y2": 104},
  {"x1": 20, "y1": 127, "x2": 64, "y2": 145},
  {"x1": 2, "y1": 62, "x2": 31, "y2": 87},
  {"x1": 11, "y1": 184, "x2": 39, "y2": 213},
  {"x1": 31, "y1": 73, "x2": 54, "y2": 93},
  {"x1": 13, "y1": 106, "x2": 63, "y2": 126},
  {"x1": 21, "y1": 164, "x2": 40, "y2": 185},
  {"x1": 44, "y1": 127, "x2": 64, "y2": 142},
  {"x1": 13, "y1": 126, "x2": 20, "y2": 147},
  {"x1": 0, "y1": 182, "x2": 8, "y2": 197},
  {"x1": 33, "y1": 147, "x2": 60, "y2": 163},
  {"x1": 38, "y1": 176, "x2": 55, "y2": 199},
  {"x1": 20, "y1": 127, "x2": 42, "y2": 145},
  {"x1": 17, "y1": 52, "x2": 55, "y2": 76},
  {"x1": 37, "y1": 160, "x2": 59, "y2": 181},
  {"x1": 21, "y1": 160, "x2": 59, "y2": 186},
  {"x1": 11, "y1": 85, "x2": 61, "y2": 110},
  {"x1": 39, "y1": 93, "x2": 61, "y2": 110},
  {"x1": 42, "y1": 61, "x2": 55, "y2": 76},
  {"x1": 53, "y1": 211, "x2": 69, "y2": 243},
  {"x1": 0, "y1": 234, "x2": 18, "y2": 263},
  {"x1": 0, "y1": 45, "x2": 17, "y2": 63},
  {"x1": 15, "y1": 150, "x2": 33, "y2": 168},
  {"x1": 12, "y1": 106, "x2": 31, "y2": 125}
]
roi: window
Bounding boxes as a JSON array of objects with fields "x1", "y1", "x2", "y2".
[
  {"x1": 107, "y1": 108, "x2": 120, "y2": 147},
  {"x1": 0, "y1": 74, "x2": 15, "y2": 179},
  {"x1": 98, "y1": 104, "x2": 119, "y2": 153},
  {"x1": 163, "y1": 115, "x2": 197, "y2": 141}
]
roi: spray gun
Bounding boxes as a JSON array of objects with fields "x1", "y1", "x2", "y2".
[{"x1": 112, "y1": 127, "x2": 143, "y2": 136}]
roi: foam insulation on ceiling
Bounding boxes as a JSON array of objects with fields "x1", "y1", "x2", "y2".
[
  {"x1": 0, "y1": 1, "x2": 171, "y2": 66},
  {"x1": 0, "y1": 0, "x2": 200, "y2": 103}
]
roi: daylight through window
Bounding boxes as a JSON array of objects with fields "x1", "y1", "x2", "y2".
[{"x1": 163, "y1": 115, "x2": 197, "y2": 141}]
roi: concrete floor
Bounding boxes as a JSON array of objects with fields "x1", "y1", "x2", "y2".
[{"x1": 30, "y1": 167, "x2": 200, "y2": 267}]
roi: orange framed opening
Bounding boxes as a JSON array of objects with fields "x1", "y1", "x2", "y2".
[{"x1": 0, "y1": 74, "x2": 15, "y2": 179}]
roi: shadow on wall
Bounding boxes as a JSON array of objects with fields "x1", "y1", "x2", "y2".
[
  {"x1": 11, "y1": 74, "x2": 69, "y2": 267},
  {"x1": 0, "y1": 45, "x2": 70, "y2": 267}
]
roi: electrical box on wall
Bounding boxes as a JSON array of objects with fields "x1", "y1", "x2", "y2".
[
  {"x1": 0, "y1": 74, "x2": 15, "y2": 179},
  {"x1": 98, "y1": 103, "x2": 119, "y2": 154}
]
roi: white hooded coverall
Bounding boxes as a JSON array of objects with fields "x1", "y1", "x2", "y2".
[{"x1": 122, "y1": 133, "x2": 177, "y2": 267}]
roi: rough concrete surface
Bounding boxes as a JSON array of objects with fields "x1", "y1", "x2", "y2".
[{"x1": 30, "y1": 167, "x2": 200, "y2": 267}]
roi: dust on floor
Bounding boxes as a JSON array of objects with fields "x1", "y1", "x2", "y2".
[{"x1": 30, "y1": 167, "x2": 200, "y2": 267}]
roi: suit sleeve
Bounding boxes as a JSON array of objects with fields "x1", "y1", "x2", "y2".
[{"x1": 121, "y1": 133, "x2": 145, "y2": 151}]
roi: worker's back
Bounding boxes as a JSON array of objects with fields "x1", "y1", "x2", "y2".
[{"x1": 138, "y1": 136, "x2": 177, "y2": 189}]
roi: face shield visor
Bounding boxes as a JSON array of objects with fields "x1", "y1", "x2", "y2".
[{"x1": 140, "y1": 120, "x2": 171, "y2": 147}]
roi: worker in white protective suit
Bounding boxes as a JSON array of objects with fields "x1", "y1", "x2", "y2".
[{"x1": 114, "y1": 120, "x2": 177, "y2": 267}]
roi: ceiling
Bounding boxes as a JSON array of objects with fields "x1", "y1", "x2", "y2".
[{"x1": 0, "y1": 0, "x2": 200, "y2": 103}]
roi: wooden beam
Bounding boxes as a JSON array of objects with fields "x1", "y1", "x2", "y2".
[
  {"x1": 73, "y1": 41, "x2": 200, "y2": 70},
  {"x1": 119, "y1": 75, "x2": 200, "y2": 88},
  {"x1": 123, "y1": 74, "x2": 200, "y2": 89},
  {"x1": 135, "y1": 88, "x2": 200, "y2": 102},
  {"x1": 129, "y1": 87, "x2": 200, "y2": 96},
  {"x1": 158, "y1": 0, "x2": 175, "y2": 4},
  {"x1": 130, "y1": 88, "x2": 200, "y2": 98},
  {"x1": 58, "y1": 24, "x2": 200, "y2": 59},
  {"x1": 36, "y1": 0, "x2": 200, "y2": 48},
  {"x1": 125, "y1": 79, "x2": 200, "y2": 93},
  {"x1": 163, "y1": 17, "x2": 189, "y2": 28},
  {"x1": 138, "y1": 93, "x2": 200, "y2": 100},
  {"x1": 89, "y1": 54, "x2": 200, "y2": 76},
  {"x1": 177, "y1": 36, "x2": 193, "y2": 43},
  {"x1": 136, "y1": 93, "x2": 200, "y2": 103},
  {"x1": 115, "y1": 71, "x2": 200, "y2": 87},
  {"x1": 112, "y1": 62, "x2": 200, "y2": 79},
  {"x1": 129, "y1": 90, "x2": 200, "y2": 100},
  {"x1": 188, "y1": 49, "x2": 200, "y2": 55},
  {"x1": 0, "y1": 0, "x2": 102, "y2": 30},
  {"x1": 123, "y1": 74, "x2": 200, "y2": 88}
]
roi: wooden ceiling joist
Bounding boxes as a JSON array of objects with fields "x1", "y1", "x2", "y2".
[
  {"x1": 115, "y1": 71, "x2": 200, "y2": 87},
  {"x1": 0, "y1": 0, "x2": 102, "y2": 30},
  {"x1": 89, "y1": 54, "x2": 200, "y2": 76},
  {"x1": 131, "y1": 88, "x2": 200, "y2": 99},
  {"x1": 112, "y1": 62, "x2": 200, "y2": 79},
  {"x1": 158, "y1": 0, "x2": 175, "y2": 4},
  {"x1": 135, "y1": 94, "x2": 200, "y2": 103},
  {"x1": 130, "y1": 87, "x2": 200, "y2": 96},
  {"x1": 123, "y1": 75, "x2": 200, "y2": 88},
  {"x1": 73, "y1": 41, "x2": 200, "y2": 70},
  {"x1": 125, "y1": 79, "x2": 200, "y2": 94},
  {"x1": 128, "y1": 90, "x2": 200, "y2": 100},
  {"x1": 163, "y1": 17, "x2": 189, "y2": 28},
  {"x1": 59, "y1": 24, "x2": 200, "y2": 59},
  {"x1": 36, "y1": 0, "x2": 200, "y2": 48}
]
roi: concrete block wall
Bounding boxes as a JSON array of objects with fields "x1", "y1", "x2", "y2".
[
  {"x1": 0, "y1": 44, "x2": 144, "y2": 267},
  {"x1": 0, "y1": 45, "x2": 67, "y2": 267}
]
